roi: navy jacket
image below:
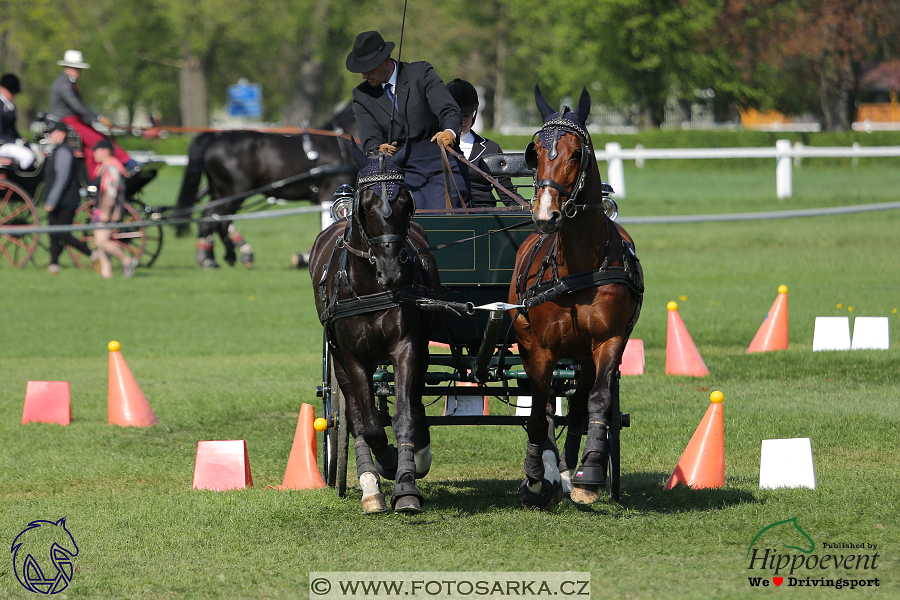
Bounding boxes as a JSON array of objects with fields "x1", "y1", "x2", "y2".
[{"x1": 0, "y1": 97, "x2": 20, "y2": 144}]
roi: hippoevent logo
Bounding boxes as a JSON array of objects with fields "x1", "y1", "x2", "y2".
[
  {"x1": 11, "y1": 518, "x2": 80, "y2": 594},
  {"x1": 746, "y1": 517, "x2": 880, "y2": 590}
]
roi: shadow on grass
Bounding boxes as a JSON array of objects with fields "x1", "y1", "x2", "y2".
[{"x1": 614, "y1": 471, "x2": 758, "y2": 514}]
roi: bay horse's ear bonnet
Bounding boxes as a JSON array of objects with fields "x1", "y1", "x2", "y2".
[{"x1": 526, "y1": 85, "x2": 592, "y2": 174}]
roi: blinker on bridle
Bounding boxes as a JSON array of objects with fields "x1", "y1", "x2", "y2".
[{"x1": 526, "y1": 107, "x2": 593, "y2": 213}]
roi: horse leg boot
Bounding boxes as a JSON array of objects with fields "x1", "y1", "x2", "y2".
[
  {"x1": 571, "y1": 414, "x2": 608, "y2": 505},
  {"x1": 391, "y1": 439, "x2": 424, "y2": 514},
  {"x1": 353, "y1": 438, "x2": 388, "y2": 514},
  {"x1": 558, "y1": 418, "x2": 585, "y2": 502},
  {"x1": 196, "y1": 234, "x2": 218, "y2": 268},
  {"x1": 519, "y1": 414, "x2": 561, "y2": 509},
  {"x1": 228, "y1": 224, "x2": 254, "y2": 268}
]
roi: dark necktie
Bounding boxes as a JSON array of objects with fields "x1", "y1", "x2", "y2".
[{"x1": 384, "y1": 83, "x2": 398, "y2": 108}]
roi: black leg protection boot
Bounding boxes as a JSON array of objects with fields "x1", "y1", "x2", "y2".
[
  {"x1": 354, "y1": 440, "x2": 388, "y2": 514},
  {"x1": 573, "y1": 417, "x2": 608, "y2": 487},
  {"x1": 519, "y1": 441, "x2": 554, "y2": 509},
  {"x1": 391, "y1": 439, "x2": 424, "y2": 514},
  {"x1": 371, "y1": 444, "x2": 398, "y2": 480}
]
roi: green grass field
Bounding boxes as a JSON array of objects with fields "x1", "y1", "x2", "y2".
[{"x1": 1, "y1": 163, "x2": 898, "y2": 599}]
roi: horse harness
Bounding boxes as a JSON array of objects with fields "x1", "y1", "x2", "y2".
[
  {"x1": 525, "y1": 107, "x2": 593, "y2": 208},
  {"x1": 317, "y1": 157, "x2": 468, "y2": 327}
]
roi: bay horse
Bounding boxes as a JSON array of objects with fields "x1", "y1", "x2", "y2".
[
  {"x1": 309, "y1": 140, "x2": 440, "y2": 514},
  {"x1": 509, "y1": 85, "x2": 643, "y2": 508},
  {"x1": 174, "y1": 108, "x2": 358, "y2": 268}
]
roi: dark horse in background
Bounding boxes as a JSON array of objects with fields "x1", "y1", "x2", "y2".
[
  {"x1": 174, "y1": 106, "x2": 359, "y2": 268},
  {"x1": 309, "y1": 140, "x2": 440, "y2": 514},
  {"x1": 510, "y1": 86, "x2": 643, "y2": 509}
]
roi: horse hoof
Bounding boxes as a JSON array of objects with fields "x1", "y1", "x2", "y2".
[
  {"x1": 519, "y1": 478, "x2": 556, "y2": 510},
  {"x1": 393, "y1": 495, "x2": 424, "y2": 514},
  {"x1": 242, "y1": 261, "x2": 254, "y2": 269},
  {"x1": 570, "y1": 485, "x2": 602, "y2": 505},
  {"x1": 362, "y1": 493, "x2": 389, "y2": 515},
  {"x1": 201, "y1": 259, "x2": 219, "y2": 269}
]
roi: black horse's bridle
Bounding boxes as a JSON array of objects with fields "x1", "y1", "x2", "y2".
[
  {"x1": 338, "y1": 156, "x2": 414, "y2": 265},
  {"x1": 525, "y1": 109, "x2": 593, "y2": 213}
]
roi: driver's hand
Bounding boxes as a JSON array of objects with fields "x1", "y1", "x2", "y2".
[
  {"x1": 430, "y1": 129, "x2": 455, "y2": 148},
  {"x1": 378, "y1": 142, "x2": 398, "y2": 156},
  {"x1": 98, "y1": 116, "x2": 113, "y2": 129}
]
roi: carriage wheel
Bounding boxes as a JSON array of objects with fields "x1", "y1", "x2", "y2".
[
  {"x1": 127, "y1": 199, "x2": 164, "y2": 267},
  {"x1": 0, "y1": 179, "x2": 40, "y2": 268},
  {"x1": 67, "y1": 200, "x2": 146, "y2": 269},
  {"x1": 321, "y1": 335, "x2": 349, "y2": 497},
  {"x1": 606, "y1": 372, "x2": 622, "y2": 501}
]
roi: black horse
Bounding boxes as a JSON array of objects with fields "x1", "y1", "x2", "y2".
[
  {"x1": 309, "y1": 141, "x2": 440, "y2": 514},
  {"x1": 174, "y1": 108, "x2": 359, "y2": 268}
]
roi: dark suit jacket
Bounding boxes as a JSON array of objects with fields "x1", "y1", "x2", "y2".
[
  {"x1": 466, "y1": 132, "x2": 515, "y2": 207},
  {"x1": 352, "y1": 61, "x2": 461, "y2": 154},
  {"x1": 0, "y1": 98, "x2": 20, "y2": 144},
  {"x1": 43, "y1": 141, "x2": 81, "y2": 210}
]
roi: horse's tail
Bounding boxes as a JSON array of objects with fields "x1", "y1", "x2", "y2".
[{"x1": 174, "y1": 131, "x2": 216, "y2": 236}]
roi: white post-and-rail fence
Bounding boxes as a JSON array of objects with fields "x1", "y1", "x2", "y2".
[
  {"x1": 134, "y1": 140, "x2": 900, "y2": 201},
  {"x1": 600, "y1": 141, "x2": 900, "y2": 199}
]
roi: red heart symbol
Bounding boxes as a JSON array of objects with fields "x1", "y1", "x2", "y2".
[{"x1": 773, "y1": 577, "x2": 783, "y2": 586}]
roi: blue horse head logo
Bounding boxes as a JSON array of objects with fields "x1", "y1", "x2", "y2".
[
  {"x1": 747, "y1": 516, "x2": 815, "y2": 559},
  {"x1": 11, "y1": 518, "x2": 79, "y2": 594}
]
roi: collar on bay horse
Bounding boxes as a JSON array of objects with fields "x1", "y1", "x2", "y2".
[{"x1": 526, "y1": 106, "x2": 593, "y2": 206}]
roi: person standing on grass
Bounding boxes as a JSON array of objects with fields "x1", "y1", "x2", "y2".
[
  {"x1": 92, "y1": 138, "x2": 137, "y2": 279},
  {"x1": 42, "y1": 121, "x2": 95, "y2": 275}
]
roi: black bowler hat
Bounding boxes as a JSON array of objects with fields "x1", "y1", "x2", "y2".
[
  {"x1": 346, "y1": 31, "x2": 395, "y2": 73},
  {"x1": 446, "y1": 79, "x2": 479, "y2": 114}
]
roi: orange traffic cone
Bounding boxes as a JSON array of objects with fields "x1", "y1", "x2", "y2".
[
  {"x1": 747, "y1": 285, "x2": 789, "y2": 353},
  {"x1": 664, "y1": 391, "x2": 725, "y2": 490},
  {"x1": 277, "y1": 403, "x2": 327, "y2": 490},
  {"x1": 665, "y1": 302, "x2": 709, "y2": 376},
  {"x1": 108, "y1": 341, "x2": 158, "y2": 427}
]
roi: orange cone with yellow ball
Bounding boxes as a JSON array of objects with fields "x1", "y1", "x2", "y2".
[
  {"x1": 277, "y1": 403, "x2": 327, "y2": 490},
  {"x1": 664, "y1": 391, "x2": 725, "y2": 490},
  {"x1": 108, "y1": 341, "x2": 159, "y2": 427},
  {"x1": 665, "y1": 301, "x2": 709, "y2": 377},
  {"x1": 747, "y1": 285, "x2": 789, "y2": 353}
]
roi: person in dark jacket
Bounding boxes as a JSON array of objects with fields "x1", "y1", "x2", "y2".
[
  {"x1": 0, "y1": 73, "x2": 37, "y2": 169},
  {"x1": 347, "y1": 30, "x2": 471, "y2": 210},
  {"x1": 42, "y1": 121, "x2": 94, "y2": 274},
  {"x1": 445, "y1": 78, "x2": 515, "y2": 207}
]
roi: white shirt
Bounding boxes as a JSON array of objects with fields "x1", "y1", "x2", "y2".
[{"x1": 459, "y1": 131, "x2": 475, "y2": 158}]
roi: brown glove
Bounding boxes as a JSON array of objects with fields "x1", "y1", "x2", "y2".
[
  {"x1": 98, "y1": 115, "x2": 114, "y2": 128},
  {"x1": 430, "y1": 130, "x2": 455, "y2": 148},
  {"x1": 378, "y1": 142, "x2": 398, "y2": 156}
]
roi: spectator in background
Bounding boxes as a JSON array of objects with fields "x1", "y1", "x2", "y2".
[
  {"x1": 445, "y1": 78, "x2": 514, "y2": 207},
  {"x1": 92, "y1": 138, "x2": 137, "y2": 279},
  {"x1": 0, "y1": 73, "x2": 38, "y2": 170},
  {"x1": 49, "y1": 50, "x2": 139, "y2": 178},
  {"x1": 42, "y1": 121, "x2": 95, "y2": 274}
]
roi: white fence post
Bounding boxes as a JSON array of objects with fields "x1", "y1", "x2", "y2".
[
  {"x1": 605, "y1": 142, "x2": 626, "y2": 198},
  {"x1": 776, "y1": 139, "x2": 792, "y2": 199}
]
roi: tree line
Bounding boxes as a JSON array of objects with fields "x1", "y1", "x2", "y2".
[{"x1": 1, "y1": 0, "x2": 897, "y2": 132}]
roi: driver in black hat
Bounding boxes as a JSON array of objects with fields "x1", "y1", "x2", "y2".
[
  {"x1": 0, "y1": 73, "x2": 37, "y2": 170},
  {"x1": 346, "y1": 30, "x2": 471, "y2": 210}
]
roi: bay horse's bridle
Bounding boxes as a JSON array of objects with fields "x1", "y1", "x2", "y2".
[{"x1": 525, "y1": 108, "x2": 593, "y2": 213}]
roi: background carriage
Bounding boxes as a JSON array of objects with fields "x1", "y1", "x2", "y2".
[
  {"x1": 316, "y1": 152, "x2": 631, "y2": 503},
  {"x1": 0, "y1": 120, "x2": 165, "y2": 269}
]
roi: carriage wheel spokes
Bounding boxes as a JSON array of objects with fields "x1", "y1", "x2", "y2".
[
  {"x1": 67, "y1": 200, "x2": 147, "y2": 269},
  {"x1": 127, "y1": 199, "x2": 164, "y2": 267},
  {"x1": 0, "y1": 180, "x2": 40, "y2": 268}
]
